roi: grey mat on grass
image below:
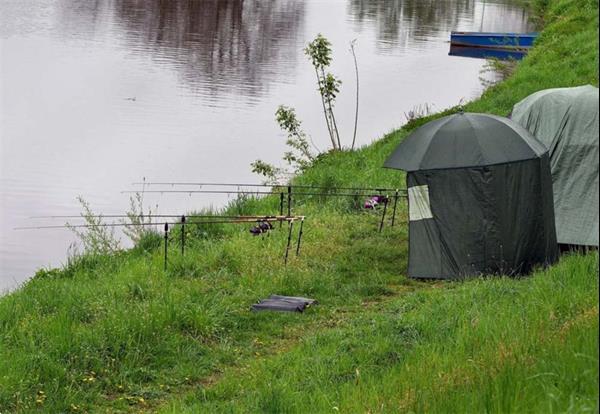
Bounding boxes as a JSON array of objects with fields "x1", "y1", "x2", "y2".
[{"x1": 251, "y1": 295, "x2": 317, "y2": 313}]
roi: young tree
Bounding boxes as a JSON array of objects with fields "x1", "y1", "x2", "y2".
[
  {"x1": 349, "y1": 39, "x2": 359, "y2": 150},
  {"x1": 252, "y1": 34, "x2": 360, "y2": 181},
  {"x1": 304, "y1": 34, "x2": 343, "y2": 150}
]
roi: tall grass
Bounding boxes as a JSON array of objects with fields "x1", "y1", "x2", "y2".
[
  {"x1": 0, "y1": 0, "x2": 598, "y2": 411},
  {"x1": 162, "y1": 254, "x2": 598, "y2": 413},
  {"x1": 0, "y1": 209, "x2": 409, "y2": 412}
]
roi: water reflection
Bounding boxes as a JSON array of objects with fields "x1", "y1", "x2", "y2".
[
  {"x1": 348, "y1": 0, "x2": 473, "y2": 47},
  {"x1": 101, "y1": 0, "x2": 305, "y2": 101},
  {"x1": 347, "y1": 0, "x2": 531, "y2": 52}
]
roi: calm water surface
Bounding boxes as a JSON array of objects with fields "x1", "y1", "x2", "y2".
[{"x1": 0, "y1": 0, "x2": 532, "y2": 291}]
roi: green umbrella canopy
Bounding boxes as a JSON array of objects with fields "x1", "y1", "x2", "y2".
[{"x1": 384, "y1": 112, "x2": 547, "y2": 172}]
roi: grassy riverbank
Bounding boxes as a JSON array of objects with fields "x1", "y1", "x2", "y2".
[{"x1": 0, "y1": 0, "x2": 598, "y2": 412}]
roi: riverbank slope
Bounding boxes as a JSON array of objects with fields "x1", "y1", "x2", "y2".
[{"x1": 0, "y1": 0, "x2": 598, "y2": 412}]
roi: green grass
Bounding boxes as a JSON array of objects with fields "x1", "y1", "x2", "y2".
[
  {"x1": 0, "y1": 0, "x2": 598, "y2": 412},
  {"x1": 0, "y1": 209, "x2": 411, "y2": 412},
  {"x1": 161, "y1": 253, "x2": 598, "y2": 413}
]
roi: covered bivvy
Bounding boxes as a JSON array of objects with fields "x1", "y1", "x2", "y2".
[
  {"x1": 384, "y1": 112, "x2": 558, "y2": 279},
  {"x1": 511, "y1": 85, "x2": 599, "y2": 247}
]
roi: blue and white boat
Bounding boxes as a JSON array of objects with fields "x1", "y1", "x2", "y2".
[
  {"x1": 449, "y1": 45, "x2": 528, "y2": 60},
  {"x1": 450, "y1": 32, "x2": 538, "y2": 50}
]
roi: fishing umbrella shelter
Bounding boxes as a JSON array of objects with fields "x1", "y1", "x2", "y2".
[
  {"x1": 384, "y1": 112, "x2": 558, "y2": 279},
  {"x1": 511, "y1": 85, "x2": 599, "y2": 247}
]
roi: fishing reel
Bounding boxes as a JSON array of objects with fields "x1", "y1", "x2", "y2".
[
  {"x1": 249, "y1": 220, "x2": 274, "y2": 236},
  {"x1": 364, "y1": 195, "x2": 389, "y2": 210}
]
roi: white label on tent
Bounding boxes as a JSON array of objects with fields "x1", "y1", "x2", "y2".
[{"x1": 408, "y1": 185, "x2": 433, "y2": 221}]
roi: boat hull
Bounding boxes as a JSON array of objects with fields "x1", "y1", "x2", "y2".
[
  {"x1": 449, "y1": 45, "x2": 527, "y2": 60},
  {"x1": 450, "y1": 32, "x2": 538, "y2": 50}
]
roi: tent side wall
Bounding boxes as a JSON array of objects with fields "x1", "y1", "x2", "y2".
[
  {"x1": 511, "y1": 85, "x2": 599, "y2": 246},
  {"x1": 550, "y1": 139, "x2": 599, "y2": 246},
  {"x1": 407, "y1": 171, "x2": 487, "y2": 278},
  {"x1": 406, "y1": 157, "x2": 558, "y2": 279},
  {"x1": 488, "y1": 155, "x2": 558, "y2": 274}
]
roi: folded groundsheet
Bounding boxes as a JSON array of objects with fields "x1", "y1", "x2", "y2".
[{"x1": 251, "y1": 295, "x2": 317, "y2": 313}]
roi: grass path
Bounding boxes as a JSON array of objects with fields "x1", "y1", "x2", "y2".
[{"x1": 143, "y1": 281, "x2": 424, "y2": 412}]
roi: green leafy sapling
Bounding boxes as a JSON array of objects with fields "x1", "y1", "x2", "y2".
[
  {"x1": 251, "y1": 106, "x2": 316, "y2": 181},
  {"x1": 252, "y1": 34, "x2": 356, "y2": 181},
  {"x1": 349, "y1": 39, "x2": 359, "y2": 150},
  {"x1": 304, "y1": 34, "x2": 342, "y2": 150},
  {"x1": 277, "y1": 105, "x2": 315, "y2": 170},
  {"x1": 250, "y1": 159, "x2": 286, "y2": 183}
]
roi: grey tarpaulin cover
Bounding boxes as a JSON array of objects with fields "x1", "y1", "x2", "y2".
[
  {"x1": 251, "y1": 295, "x2": 317, "y2": 312},
  {"x1": 511, "y1": 85, "x2": 599, "y2": 246},
  {"x1": 384, "y1": 112, "x2": 558, "y2": 279}
]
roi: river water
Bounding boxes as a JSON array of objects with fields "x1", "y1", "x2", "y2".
[{"x1": 0, "y1": 0, "x2": 532, "y2": 291}]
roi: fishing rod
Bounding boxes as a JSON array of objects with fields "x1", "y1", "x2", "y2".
[
  {"x1": 28, "y1": 214, "x2": 288, "y2": 220},
  {"x1": 15, "y1": 222, "x2": 164, "y2": 230},
  {"x1": 15, "y1": 216, "x2": 302, "y2": 231},
  {"x1": 131, "y1": 181, "x2": 405, "y2": 193},
  {"x1": 125, "y1": 189, "x2": 279, "y2": 195},
  {"x1": 121, "y1": 190, "x2": 407, "y2": 197}
]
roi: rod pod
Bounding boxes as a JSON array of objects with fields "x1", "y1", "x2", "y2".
[
  {"x1": 296, "y1": 220, "x2": 304, "y2": 256},
  {"x1": 287, "y1": 186, "x2": 292, "y2": 217},
  {"x1": 391, "y1": 190, "x2": 399, "y2": 227},
  {"x1": 284, "y1": 220, "x2": 294, "y2": 265},
  {"x1": 279, "y1": 192, "x2": 284, "y2": 228},
  {"x1": 164, "y1": 222, "x2": 169, "y2": 271},
  {"x1": 379, "y1": 197, "x2": 389, "y2": 233},
  {"x1": 181, "y1": 215, "x2": 186, "y2": 255}
]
